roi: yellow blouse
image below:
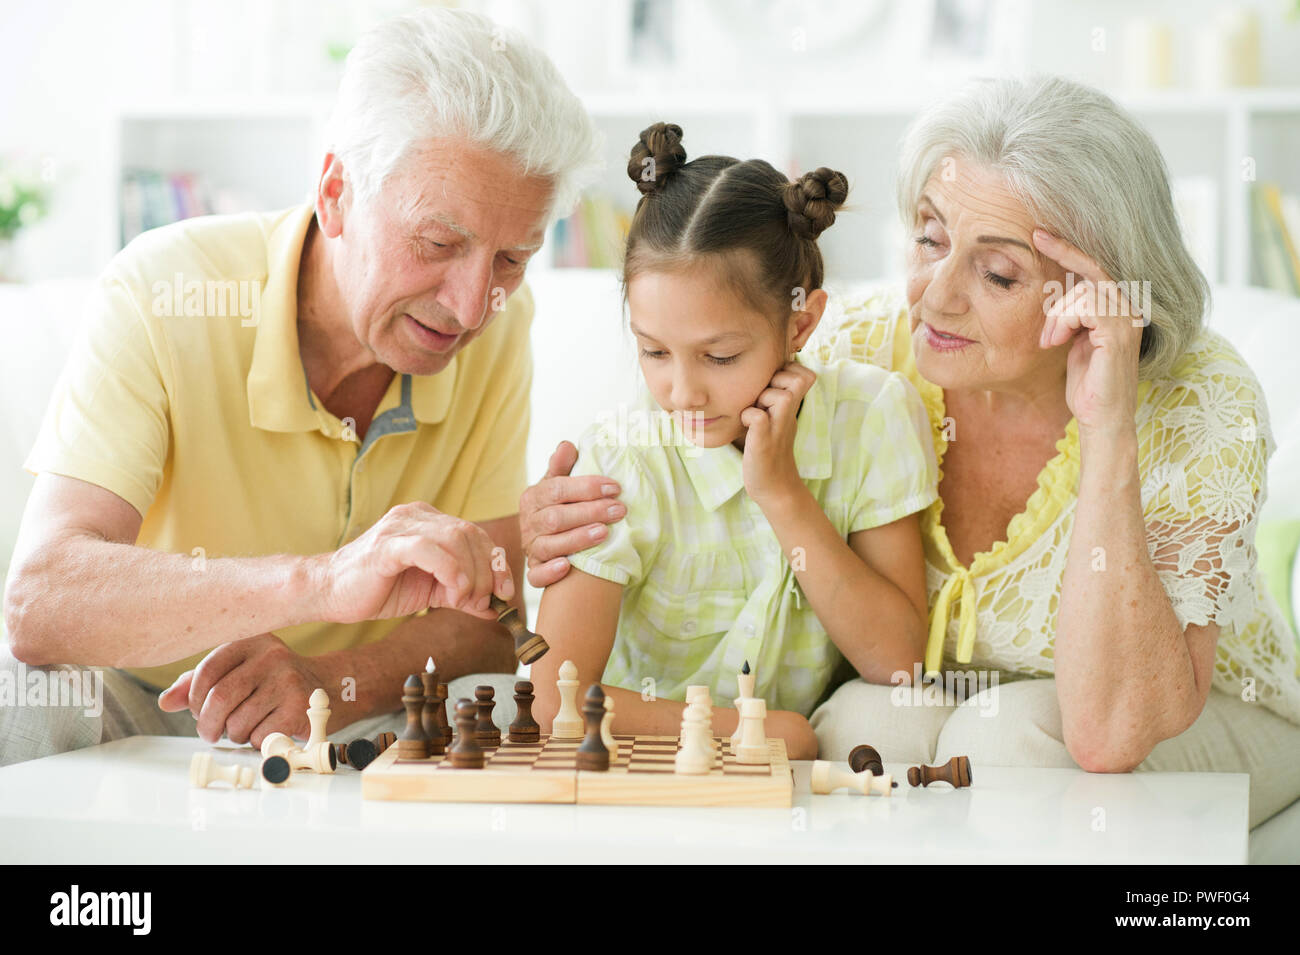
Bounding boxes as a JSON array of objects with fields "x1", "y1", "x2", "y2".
[{"x1": 810, "y1": 288, "x2": 1300, "y2": 726}]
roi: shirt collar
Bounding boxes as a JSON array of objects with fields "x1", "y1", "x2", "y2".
[
  {"x1": 247, "y1": 203, "x2": 459, "y2": 432},
  {"x1": 247, "y1": 204, "x2": 323, "y2": 433},
  {"x1": 674, "y1": 354, "x2": 833, "y2": 512}
]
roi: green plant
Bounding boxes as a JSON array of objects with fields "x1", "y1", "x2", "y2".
[{"x1": 0, "y1": 161, "x2": 49, "y2": 241}]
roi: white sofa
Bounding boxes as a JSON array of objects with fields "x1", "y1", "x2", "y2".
[{"x1": 2, "y1": 268, "x2": 1298, "y2": 859}]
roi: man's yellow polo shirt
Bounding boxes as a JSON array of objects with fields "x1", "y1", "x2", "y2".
[{"x1": 24, "y1": 204, "x2": 534, "y2": 689}]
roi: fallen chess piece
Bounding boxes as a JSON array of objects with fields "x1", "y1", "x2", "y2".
[
  {"x1": 907, "y1": 756, "x2": 973, "y2": 789},
  {"x1": 335, "y1": 732, "x2": 396, "y2": 771},
  {"x1": 261, "y1": 755, "x2": 292, "y2": 787},
  {"x1": 848, "y1": 744, "x2": 884, "y2": 777},
  {"x1": 810, "y1": 760, "x2": 893, "y2": 797},
  {"x1": 190, "y1": 752, "x2": 255, "y2": 789},
  {"x1": 261, "y1": 731, "x2": 336, "y2": 773}
]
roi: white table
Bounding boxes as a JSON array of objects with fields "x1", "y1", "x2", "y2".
[{"x1": 0, "y1": 736, "x2": 1249, "y2": 863}]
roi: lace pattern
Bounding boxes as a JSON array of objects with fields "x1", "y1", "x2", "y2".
[{"x1": 810, "y1": 289, "x2": 1300, "y2": 725}]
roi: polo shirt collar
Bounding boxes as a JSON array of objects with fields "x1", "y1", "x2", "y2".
[
  {"x1": 247, "y1": 203, "x2": 459, "y2": 432},
  {"x1": 247, "y1": 204, "x2": 323, "y2": 433},
  {"x1": 675, "y1": 354, "x2": 832, "y2": 512}
]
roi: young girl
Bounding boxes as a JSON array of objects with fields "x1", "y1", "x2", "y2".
[{"x1": 532, "y1": 123, "x2": 938, "y2": 759}]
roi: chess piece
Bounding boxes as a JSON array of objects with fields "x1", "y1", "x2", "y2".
[
  {"x1": 674, "y1": 702, "x2": 713, "y2": 775},
  {"x1": 399, "y1": 673, "x2": 431, "y2": 760},
  {"x1": 811, "y1": 760, "x2": 893, "y2": 797},
  {"x1": 475, "y1": 685, "x2": 501, "y2": 747},
  {"x1": 435, "y1": 682, "x2": 452, "y2": 747},
  {"x1": 551, "y1": 660, "x2": 584, "y2": 740},
  {"x1": 260, "y1": 732, "x2": 297, "y2": 761},
  {"x1": 732, "y1": 660, "x2": 756, "y2": 751},
  {"x1": 600, "y1": 695, "x2": 618, "y2": 761},
  {"x1": 306, "y1": 688, "x2": 331, "y2": 749},
  {"x1": 575, "y1": 685, "x2": 610, "y2": 772},
  {"x1": 420, "y1": 659, "x2": 445, "y2": 755},
  {"x1": 490, "y1": 594, "x2": 549, "y2": 664},
  {"x1": 908, "y1": 756, "x2": 973, "y2": 789},
  {"x1": 190, "y1": 752, "x2": 255, "y2": 789},
  {"x1": 260, "y1": 730, "x2": 334, "y2": 771},
  {"x1": 848, "y1": 744, "x2": 884, "y2": 777},
  {"x1": 260, "y1": 755, "x2": 291, "y2": 787},
  {"x1": 686, "y1": 685, "x2": 718, "y2": 758},
  {"x1": 734, "y1": 697, "x2": 770, "y2": 766},
  {"x1": 335, "y1": 732, "x2": 397, "y2": 771},
  {"x1": 448, "y1": 699, "x2": 485, "y2": 769},
  {"x1": 509, "y1": 680, "x2": 540, "y2": 743}
]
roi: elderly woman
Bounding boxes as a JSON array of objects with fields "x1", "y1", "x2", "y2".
[{"x1": 522, "y1": 75, "x2": 1300, "y2": 828}]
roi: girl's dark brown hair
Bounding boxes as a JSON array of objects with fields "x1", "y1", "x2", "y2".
[{"x1": 622, "y1": 122, "x2": 849, "y2": 331}]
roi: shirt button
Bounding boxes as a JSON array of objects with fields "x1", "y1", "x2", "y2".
[
  {"x1": 745, "y1": 623, "x2": 756, "y2": 635},
  {"x1": 682, "y1": 620, "x2": 696, "y2": 635}
]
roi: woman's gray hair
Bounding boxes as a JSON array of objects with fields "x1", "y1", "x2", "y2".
[
  {"x1": 897, "y1": 74, "x2": 1208, "y2": 380},
  {"x1": 326, "y1": 6, "x2": 604, "y2": 226}
]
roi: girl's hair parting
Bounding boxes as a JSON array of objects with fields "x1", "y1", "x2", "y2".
[{"x1": 621, "y1": 122, "x2": 849, "y2": 330}]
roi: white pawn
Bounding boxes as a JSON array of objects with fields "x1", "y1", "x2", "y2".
[
  {"x1": 190, "y1": 752, "x2": 255, "y2": 789},
  {"x1": 674, "y1": 702, "x2": 713, "y2": 775},
  {"x1": 551, "y1": 660, "x2": 584, "y2": 740},
  {"x1": 732, "y1": 664, "x2": 757, "y2": 751},
  {"x1": 734, "y1": 697, "x2": 770, "y2": 766},
  {"x1": 685, "y1": 685, "x2": 718, "y2": 758},
  {"x1": 811, "y1": 760, "x2": 893, "y2": 797},
  {"x1": 600, "y1": 695, "x2": 618, "y2": 762},
  {"x1": 306, "y1": 688, "x2": 330, "y2": 749}
]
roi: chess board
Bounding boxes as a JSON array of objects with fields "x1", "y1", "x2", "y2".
[{"x1": 361, "y1": 734, "x2": 793, "y2": 808}]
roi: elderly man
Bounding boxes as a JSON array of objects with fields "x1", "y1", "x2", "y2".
[{"x1": 0, "y1": 8, "x2": 602, "y2": 764}]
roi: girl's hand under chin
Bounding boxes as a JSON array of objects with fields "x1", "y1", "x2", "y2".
[{"x1": 739, "y1": 360, "x2": 817, "y2": 509}]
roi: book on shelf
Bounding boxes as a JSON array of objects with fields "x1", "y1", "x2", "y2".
[
  {"x1": 550, "y1": 193, "x2": 631, "y2": 268},
  {"x1": 1252, "y1": 182, "x2": 1300, "y2": 296},
  {"x1": 119, "y1": 170, "x2": 212, "y2": 247}
]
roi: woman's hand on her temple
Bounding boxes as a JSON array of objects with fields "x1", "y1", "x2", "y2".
[
  {"x1": 1033, "y1": 229, "x2": 1142, "y2": 441},
  {"x1": 740, "y1": 361, "x2": 817, "y2": 509},
  {"x1": 519, "y1": 440, "x2": 626, "y2": 589}
]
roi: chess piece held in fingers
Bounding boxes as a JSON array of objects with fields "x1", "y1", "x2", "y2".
[{"x1": 490, "y1": 594, "x2": 549, "y2": 664}]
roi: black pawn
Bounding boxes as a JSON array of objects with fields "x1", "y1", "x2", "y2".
[
  {"x1": 398, "y1": 674, "x2": 430, "y2": 759},
  {"x1": 475, "y1": 685, "x2": 501, "y2": 747},
  {"x1": 509, "y1": 680, "x2": 540, "y2": 743},
  {"x1": 337, "y1": 737, "x2": 377, "y2": 770},
  {"x1": 575, "y1": 684, "x2": 609, "y2": 772},
  {"x1": 848, "y1": 744, "x2": 884, "y2": 777},
  {"x1": 448, "y1": 699, "x2": 484, "y2": 769}
]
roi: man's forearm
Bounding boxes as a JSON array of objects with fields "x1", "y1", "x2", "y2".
[
  {"x1": 323, "y1": 609, "x2": 519, "y2": 724},
  {"x1": 5, "y1": 535, "x2": 322, "y2": 667}
]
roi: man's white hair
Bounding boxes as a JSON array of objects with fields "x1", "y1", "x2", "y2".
[
  {"x1": 326, "y1": 6, "x2": 604, "y2": 226},
  {"x1": 897, "y1": 74, "x2": 1209, "y2": 381}
]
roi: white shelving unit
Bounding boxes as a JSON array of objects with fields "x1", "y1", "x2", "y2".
[{"x1": 110, "y1": 87, "x2": 1300, "y2": 288}]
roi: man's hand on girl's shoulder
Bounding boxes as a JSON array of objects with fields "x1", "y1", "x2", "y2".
[{"x1": 520, "y1": 440, "x2": 627, "y2": 588}]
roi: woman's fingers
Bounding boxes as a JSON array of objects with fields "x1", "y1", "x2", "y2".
[{"x1": 1033, "y1": 228, "x2": 1108, "y2": 285}]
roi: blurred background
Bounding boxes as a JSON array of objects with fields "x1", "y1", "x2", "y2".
[
  {"x1": 2, "y1": 0, "x2": 1300, "y2": 286},
  {"x1": 1, "y1": 0, "x2": 1299, "y2": 621}
]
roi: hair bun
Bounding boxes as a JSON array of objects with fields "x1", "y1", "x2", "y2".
[
  {"x1": 628, "y1": 122, "x2": 687, "y2": 197},
  {"x1": 782, "y1": 167, "x2": 849, "y2": 239}
]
